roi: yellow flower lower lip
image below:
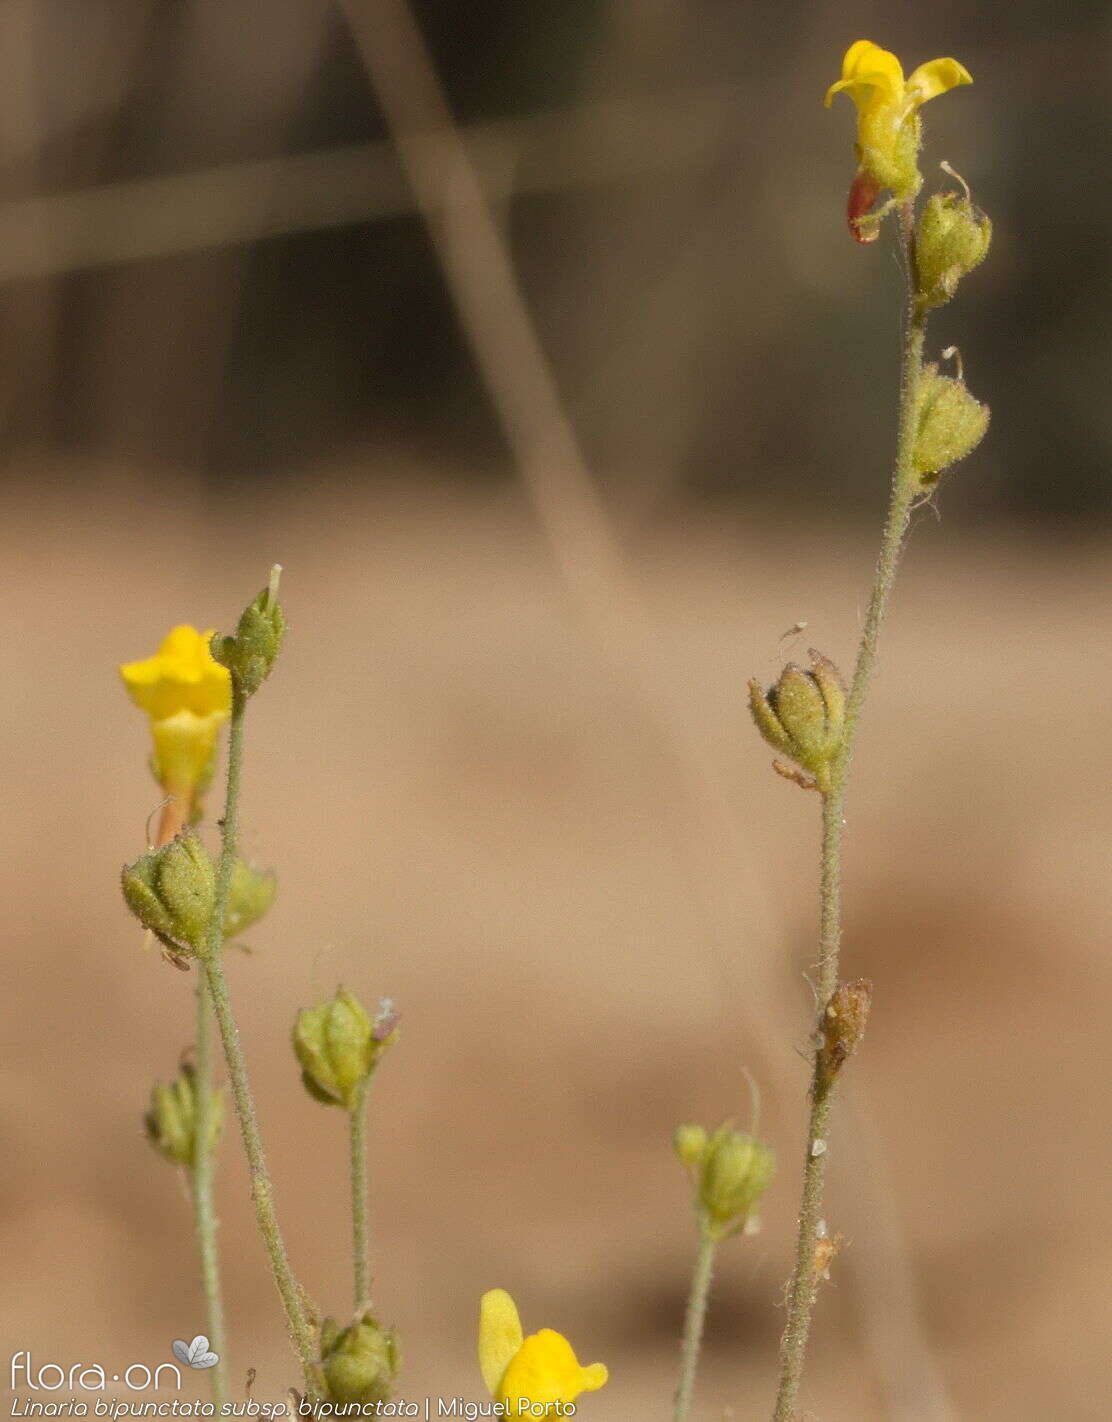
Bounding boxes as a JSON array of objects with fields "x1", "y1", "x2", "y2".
[{"x1": 120, "y1": 625, "x2": 232, "y2": 722}]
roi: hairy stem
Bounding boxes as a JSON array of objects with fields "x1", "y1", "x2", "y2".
[
  {"x1": 772, "y1": 210, "x2": 925, "y2": 1422},
  {"x1": 770, "y1": 797, "x2": 840, "y2": 1422},
  {"x1": 349, "y1": 1078, "x2": 371, "y2": 1307},
  {"x1": 202, "y1": 684, "x2": 319, "y2": 1394},
  {"x1": 153, "y1": 790, "x2": 228, "y2": 1406},
  {"x1": 190, "y1": 977, "x2": 227, "y2": 1406},
  {"x1": 674, "y1": 1226, "x2": 717, "y2": 1422}
]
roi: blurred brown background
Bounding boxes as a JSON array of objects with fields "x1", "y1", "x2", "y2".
[{"x1": 2, "y1": 2, "x2": 1110, "y2": 1420}]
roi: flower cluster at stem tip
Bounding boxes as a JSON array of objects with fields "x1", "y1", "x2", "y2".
[
  {"x1": 479, "y1": 1290, "x2": 607, "y2": 1411},
  {"x1": 825, "y1": 40, "x2": 972, "y2": 241},
  {"x1": 120, "y1": 625, "x2": 231, "y2": 803},
  {"x1": 674, "y1": 1121, "x2": 775, "y2": 1240}
]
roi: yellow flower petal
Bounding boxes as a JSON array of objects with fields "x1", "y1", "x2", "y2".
[
  {"x1": 841, "y1": 39, "x2": 902, "y2": 84},
  {"x1": 823, "y1": 71, "x2": 888, "y2": 110},
  {"x1": 579, "y1": 1363, "x2": 609, "y2": 1393},
  {"x1": 906, "y1": 57, "x2": 973, "y2": 105},
  {"x1": 825, "y1": 40, "x2": 904, "y2": 109},
  {"x1": 496, "y1": 1329, "x2": 608, "y2": 1408},
  {"x1": 120, "y1": 625, "x2": 231, "y2": 722},
  {"x1": 478, "y1": 1290, "x2": 523, "y2": 1398}
]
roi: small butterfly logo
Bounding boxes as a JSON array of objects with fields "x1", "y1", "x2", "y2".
[{"x1": 171, "y1": 1336, "x2": 220, "y2": 1370}]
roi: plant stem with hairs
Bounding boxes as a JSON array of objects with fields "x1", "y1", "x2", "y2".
[
  {"x1": 674, "y1": 1227, "x2": 717, "y2": 1422},
  {"x1": 201, "y1": 683, "x2": 320, "y2": 1395},
  {"x1": 771, "y1": 206, "x2": 927, "y2": 1422},
  {"x1": 153, "y1": 791, "x2": 228, "y2": 1408},
  {"x1": 190, "y1": 979, "x2": 227, "y2": 1406},
  {"x1": 350, "y1": 1077, "x2": 372, "y2": 1307}
]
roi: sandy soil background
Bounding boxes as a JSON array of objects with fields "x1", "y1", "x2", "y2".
[{"x1": 2, "y1": 470, "x2": 1109, "y2": 1421}]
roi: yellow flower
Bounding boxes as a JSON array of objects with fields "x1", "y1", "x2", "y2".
[
  {"x1": 120, "y1": 626, "x2": 231, "y2": 797},
  {"x1": 825, "y1": 40, "x2": 972, "y2": 199},
  {"x1": 479, "y1": 1289, "x2": 607, "y2": 1412}
]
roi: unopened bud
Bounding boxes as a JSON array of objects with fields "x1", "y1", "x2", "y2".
[
  {"x1": 293, "y1": 989, "x2": 398, "y2": 1110},
  {"x1": 673, "y1": 1123, "x2": 708, "y2": 1169},
  {"x1": 224, "y1": 860, "x2": 277, "y2": 940},
  {"x1": 748, "y1": 650, "x2": 846, "y2": 792},
  {"x1": 916, "y1": 184, "x2": 991, "y2": 310},
  {"x1": 144, "y1": 1063, "x2": 222, "y2": 1166},
  {"x1": 817, "y1": 978, "x2": 873, "y2": 1088},
  {"x1": 122, "y1": 831, "x2": 216, "y2": 958},
  {"x1": 912, "y1": 364, "x2": 990, "y2": 486},
  {"x1": 211, "y1": 567, "x2": 286, "y2": 696},
  {"x1": 696, "y1": 1124, "x2": 775, "y2": 1240},
  {"x1": 320, "y1": 1311, "x2": 400, "y2": 1406}
]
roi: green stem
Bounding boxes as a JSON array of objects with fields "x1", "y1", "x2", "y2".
[
  {"x1": 202, "y1": 683, "x2": 319, "y2": 1394},
  {"x1": 770, "y1": 797, "x2": 840, "y2": 1422},
  {"x1": 349, "y1": 1078, "x2": 371, "y2": 1307},
  {"x1": 835, "y1": 230, "x2": 927, "y2": 805},
  {"x1": 771, "y1": 210, "x2": 926, "y2": 1422},
  {"x1": 674, "y1": 1226, "x2": 717, "y2": 1422},
  {"x1": 190, "y1": 977, "x2": 227, "y2": 1407}
]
